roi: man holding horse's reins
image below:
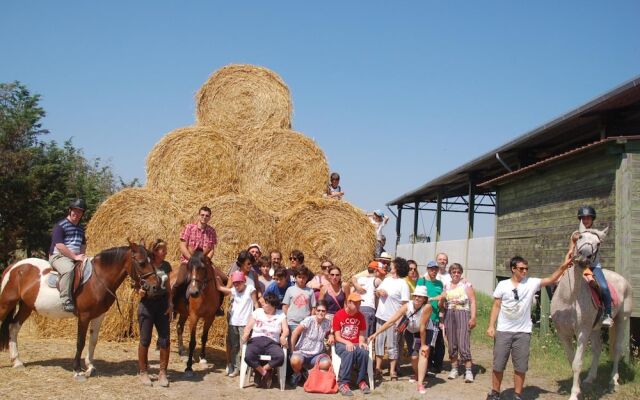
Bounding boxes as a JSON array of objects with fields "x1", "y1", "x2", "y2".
[
  {"x1": 48, "y1": 198, "x2": 87, "y2": 313},
  {"x1": 570, "y1": 205, "x2": 613, "y2": 327}
]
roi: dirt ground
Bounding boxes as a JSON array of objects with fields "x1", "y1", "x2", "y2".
[{"x1": 0, "y1": 322, "x2": 632, "y2": 400}]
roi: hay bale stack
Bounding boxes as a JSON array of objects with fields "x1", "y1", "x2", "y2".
[
  {"x1": 181, "y1": 194, "x2": 278, "y2": 272},
  {"x1": 275, "y1": 198, "x2": 376, "y2": 278},
  {"x1": 195, "y1": 64, "x2": 292, "y2": 143},
  {"x1": 146, "y1": 126, "x2": 239, "y2": 206},
  {"x1": 238, "y1": 129, "x2": 329, "y2": 217}
]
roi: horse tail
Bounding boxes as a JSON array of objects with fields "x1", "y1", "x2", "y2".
[{"x1": 0, "y1": 303, "x2": 17, "y2": 351}]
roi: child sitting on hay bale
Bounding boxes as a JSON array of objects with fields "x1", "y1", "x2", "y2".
[{"x1": 325, "y1": 172, "x2": 344, "y2": 200}]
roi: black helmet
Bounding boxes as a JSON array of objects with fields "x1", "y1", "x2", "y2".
[
  {"x1": 577, "y1": 206, "x2": 596, "y2": 220},
  {"x1": 69, "y1": 198, "x2": 87, "y2": 211}
]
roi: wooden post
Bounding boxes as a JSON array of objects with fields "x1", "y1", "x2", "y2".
[{"x1": 540, "y1": 286, "x2": 550, "y2": 336}]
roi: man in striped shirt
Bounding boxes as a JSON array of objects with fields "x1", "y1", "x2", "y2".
[{"x1": 49, "y1": 199, "x2": 87, "y2": 312}]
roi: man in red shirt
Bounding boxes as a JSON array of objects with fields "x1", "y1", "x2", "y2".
[
  {"x1": 179, "y1": 206, "x2": 217, "y2": 263},
  {"x1": 332, "y1": 292, "x2": 371, "y2": 396}
]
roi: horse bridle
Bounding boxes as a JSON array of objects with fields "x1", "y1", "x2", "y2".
[
  {"x1": 575, "y1": 230, "x2": 601, "y2": 266},
  {"x1": 189, "y1": 261, "x2": 213, "y2": 291}
]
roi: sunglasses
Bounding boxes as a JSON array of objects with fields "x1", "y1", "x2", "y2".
[
  {"x1": 513, "y1": 288, "x2": 519, "y2": 301},
  {"x1": 329, "y1": 273, "x2": 341, "y2": 277},
  {"x1": 289, "y1": 257, "x2": 299, "y2": 261},
  {"x1": 516, "y1": 267, "x2": 529, "y2": 272}
]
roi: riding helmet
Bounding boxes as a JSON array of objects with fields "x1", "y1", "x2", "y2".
[
  {"x1": 577, "y1": 205, "x2": 596, "y2": 220},
  {"x1": 69, "y1": 198, "x2": 87, "y2": 211}
]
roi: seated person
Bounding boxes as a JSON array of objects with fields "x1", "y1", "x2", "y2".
[
  {"x1": 333, "y1": 292, "x2": 371, "y2": 396},
  {"x1": 289, "y1": 300, "x2": 333, "y2": 386},
  {"x1": 242, "y1": 293, "x2": 289, "y2": 388}
]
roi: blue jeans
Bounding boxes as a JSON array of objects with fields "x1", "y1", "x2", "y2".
[
  {"x1": 590, "y1": 265, "x2": 612, "y2": 315},
  {"x1": 335, "y1": 342, "x2": 369, "y2": 385}
]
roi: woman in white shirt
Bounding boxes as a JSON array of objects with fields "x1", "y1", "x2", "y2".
[{"x1": 242, "y1": 293, "x2": 289, "y2": 388}]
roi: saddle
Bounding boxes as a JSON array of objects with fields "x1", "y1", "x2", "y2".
[
  {"x1": 584, "y1": 277, "x2": 620, "y2": 313},
  {"x1": 46, "y1": 258, "x2": 94, "y2": 296}
]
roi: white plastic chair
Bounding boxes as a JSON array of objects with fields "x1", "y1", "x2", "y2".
[
  {"x1": 239, "y1": 343, "x2": 287, "y2": 391},
  {"x1": 331, "y1": 341, "x2": 375, "y2": 390}
]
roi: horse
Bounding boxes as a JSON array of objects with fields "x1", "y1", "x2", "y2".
[
  {"x1": 550, "y1": 222, "x2": 633, "y2": 400},
  {"x1": 172, "y1": 249, "x2": 223, "y2": 377},
  {"x1": 0, "y1": 240, "x2": 159, "y2": 381}
]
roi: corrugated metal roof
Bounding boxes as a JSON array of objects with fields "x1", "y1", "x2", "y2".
[{"x1": 387, "y1": 75, "x2": 640, "y2": 206}]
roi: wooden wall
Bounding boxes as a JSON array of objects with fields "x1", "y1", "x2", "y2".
[{"x1": 495, "y1": 140, "x2": 640, "y2": 317}]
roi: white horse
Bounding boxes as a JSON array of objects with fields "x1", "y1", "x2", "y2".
[{"x1": 550, "y1": 222, "x2": 633, "y2": 400}]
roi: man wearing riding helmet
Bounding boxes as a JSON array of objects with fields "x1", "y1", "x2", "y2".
[
  {"x1": 572, "y1": 206, "x2": 613, "y2": 327},
  {"x1": 49, "y1": 198, "x2": 87, "y2": 313}
]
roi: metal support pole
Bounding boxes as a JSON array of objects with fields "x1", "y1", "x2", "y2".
[
  {"x1": 413, "y1": 202, "x2": 419, "y2": 243},
  {"x1": 395, "y1": 205, "x2": 403, "y2": 249},
  {"x1": 467, "y1": 180, "x2": 475, "y2": 240},
  {"x1": 436, "y1": 193, "x2": 442, "y2": 243}
]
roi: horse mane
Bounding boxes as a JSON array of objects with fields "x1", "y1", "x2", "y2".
[{"x1": 96, "y1": 246, "x2": 130, "y2": 266}]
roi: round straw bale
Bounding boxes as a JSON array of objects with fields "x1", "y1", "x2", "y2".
[
  {"x1": 195, "y1": 64, "x2": 292, "y2": 137},
  {"x1": 178, "y1": 194, "x2": 277, "y2": 272},
  {"x1": 275, "y1": 198, "x2": 376, "y2": 278},
  {"x1": 146, "y1": 126, "x2": 239, "y2": 205},
  {"x1": 238, "y1": 129, "x2": 329, "y2": 217}
]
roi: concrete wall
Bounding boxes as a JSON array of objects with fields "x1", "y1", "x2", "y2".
[{"x1": 397, "y1": 236, "x2": 495, "y2": 295}]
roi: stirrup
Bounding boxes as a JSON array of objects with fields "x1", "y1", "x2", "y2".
[{"x1": 62, "y1": 300, "x2": 75, "y2": 312}]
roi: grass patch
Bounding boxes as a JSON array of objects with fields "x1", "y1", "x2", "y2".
[{"x1": 472, "y1": 291, "x2": 640, "y2": 398}]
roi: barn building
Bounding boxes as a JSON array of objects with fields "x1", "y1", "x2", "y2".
[{"x1": 387, "y1": 76, "x2": 640, "y2": 351}]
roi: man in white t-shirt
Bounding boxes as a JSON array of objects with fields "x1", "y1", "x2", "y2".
[
  {"x1": 486, "y1": 253, "x2": 572, "y2": 400},
  {"x1": 435, "y1": 252, "x2": 452, "y2": 287},
  {"x1": 374, "y1": 257, "x2": 410, "y2": 379}
]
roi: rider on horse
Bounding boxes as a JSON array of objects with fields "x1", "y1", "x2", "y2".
[
  {"x1": 49, "y1": 198, "x2": 87, "y2": 313},
  {"x1": 571, "y1": 205, "x2": 613, "y2": 327}
]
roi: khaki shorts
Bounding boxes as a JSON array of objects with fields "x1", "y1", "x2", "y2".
[{"x1": 493, "y1": 331, "x2": 531, "y2": 373}]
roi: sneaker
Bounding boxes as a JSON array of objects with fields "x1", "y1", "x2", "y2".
[
  {"x1": 62, "y1": 300, "x2": 75, "y2": 313},
  {"x1": 409, "y1": 374, "x2": 417, "y2": 383},
  {"x1": 289, "y1": 373, "x2": 302, "y2": 387},
  {"x1": 359, "y1": 380, "x2": 371, "y2": 394},
  {"x1": 513, "y1": 393, "x2": 523, "y2": 400},
  {"x1": 464, "y1": 369, "x2": 474, "y2": 383},
  {"x1": 227, "y1": 369, "x2": 239, "y2": 378},
  {"x1": 486, "y1": 390, "x2": 500, "y2": 400},
  {"x1": 417, "y1": 383, "x2": 426, "y2": 394},
  {"x1": 339, "y1": 383, "x2": 354, "y2": 396},
  {"x1": 448, "y1": 369, "x2": 459, "y2": 380},
  {"x1": 602, "y1": 314, "x2": 614, "y2": 327}
]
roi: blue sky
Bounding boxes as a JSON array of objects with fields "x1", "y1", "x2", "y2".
[{"x1": 3, "y1": 1, "x2": 639, "y2": 247}]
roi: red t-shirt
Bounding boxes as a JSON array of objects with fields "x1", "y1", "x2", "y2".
[{"x1": 332, "y1": 308, "x2": 366, "y2": 344}]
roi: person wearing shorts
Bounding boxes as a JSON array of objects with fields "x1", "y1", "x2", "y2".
[
  {"x1": 288, "y1": 300, "x2": 333, "y2": 386},
  {"x1": 486, "y1": 253, "x2": 572, "y2": 400}
]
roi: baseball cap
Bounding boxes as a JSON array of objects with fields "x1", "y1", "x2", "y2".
[
  {"x1": 231, "y1": 271, "x2": 246, "y2": 283},
  {"x1": 427, "y1": 260, "x2": 438, "y2": 268},
  {"x1": 373, "y1": 209, "x2": 385, "y2": 218},
  {"x1": 347, "y1": 292, "x2": 362, "y2": 302}
]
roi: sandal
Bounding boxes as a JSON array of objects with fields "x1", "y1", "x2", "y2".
[{"x1": 390, "y1": 373, "x2": 398, "y2": 381}]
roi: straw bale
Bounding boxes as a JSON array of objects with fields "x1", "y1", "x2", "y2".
[
  {"x1": 238, "y1": 129, "x2": 329, "y2": 217},
  {"x1": 146, "y1": 126, "x2": 239, "y2": 206},
  {"x1": 195, "y1": 64, "x2": 292, "y2": 139},
  {"x1": 275, "y1": 198, "x2": 377, "y2": 279}
]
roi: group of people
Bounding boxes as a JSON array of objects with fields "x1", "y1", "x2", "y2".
[{"x1": 47, "y1": 198, "x2": 613, "y2": 398}]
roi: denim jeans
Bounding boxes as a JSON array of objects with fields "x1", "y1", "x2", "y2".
[
  {"x1": 335, "y1": 342, "x2": 369, "y2": 385},
  {"x1": 590, "y1": 265, "x2": 612, "y2": 315}
]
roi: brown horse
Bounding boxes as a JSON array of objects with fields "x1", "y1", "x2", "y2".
[
  {"x1": 172, "y1": 249, "x2": 224, "y2": 377},
  {"x1": 0, "y1": 240, "x2": 158, "y2": 381}
]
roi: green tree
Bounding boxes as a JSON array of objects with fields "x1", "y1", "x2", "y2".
[{"x1": 0, "y1": 82, "x2": 133, "y2": 270}]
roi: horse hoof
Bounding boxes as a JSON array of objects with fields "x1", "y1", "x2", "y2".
[
  {"x1": 74, "y1": 373, "x2": 87, "y2": 382},
  {"x1": 199, "y1": 358, "x2": 208, "y2": 365},
  {"x1": 13, "y1": 361, "x2": 25, "y2": 369},
  {"x1": 184, "y1": 370, "x2": 195, "y2": 378},
  {"x1": 85, "y1": 367, "x2": 96, "y2": 377}
]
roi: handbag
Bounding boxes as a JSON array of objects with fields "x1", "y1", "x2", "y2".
[
  {"x1": 396, "y1": 304, "x2": 423, "y2": 334},
  {"x1": 303, "y1": 356, "x2": 338, "y2": 394}
]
